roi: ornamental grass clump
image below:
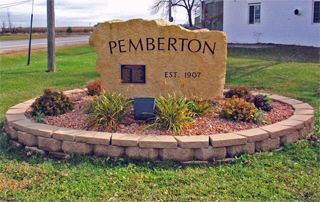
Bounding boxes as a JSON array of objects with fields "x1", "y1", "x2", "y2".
[
  {"x1": 188, "y1": 96, "x2": 214, "y2": 117},
  {"x1": 86, "y1": 91, "x2": 132, "y2": 132},
  {"x1": 148, "y1": 93, "x2": 194, "y2": 135},
  {"x1": 31, "y1": 89, "x2": 74, "y2": 116},
  {"x1": 220, "y1": 96, "x2": 259, "y2": 123}
]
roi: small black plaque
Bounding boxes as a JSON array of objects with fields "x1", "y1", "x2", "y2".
[{"x1": 121, "y1": 65, "x2": 146, "y2": 83}]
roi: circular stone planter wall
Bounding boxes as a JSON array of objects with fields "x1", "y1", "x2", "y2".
[{"x1": 3, "y1": 89, "x2": 315, "y2": 162}]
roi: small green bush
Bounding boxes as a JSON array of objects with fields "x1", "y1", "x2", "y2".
[
  {"x1": 220, "y1": 96, "x2": 259, "y2": 123},
  {"x1": 225, "y1": 86, "x2": 252, "y2": 98},
  {"x1": 86, "y1": 91, "x2": 132, "y2": 132},
  {"x1": 31, "y1": 89, "x2": 74, "y2": 116},
  {"x1": 32, "y1": 111, "x2": 46, "y2": 123},
  {"x1": 148, "y1": 94, "x2": 194, "y2": 135},
  {"x1": 86, "y1": 80, "x2": 103, "y2": 96}
]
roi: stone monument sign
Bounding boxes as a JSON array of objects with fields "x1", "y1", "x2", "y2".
[{"x1": 89, "y1": 19, "x2": 227, "y2": 99}]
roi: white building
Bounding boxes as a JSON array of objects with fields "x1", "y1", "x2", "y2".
[{"x1": 202, "y1": 0, "x2": 320, "y2": 47}]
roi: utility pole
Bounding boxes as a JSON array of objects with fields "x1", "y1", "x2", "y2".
[
  {"x1": 47, "y1": 0, "x2": 55, "y2": 72},
  {"x1": 27, "y1": 0, "x2": 34, "y2": 66},
  {"x1": 169, "y1": 0, "x2": 173, "y2": 22}
]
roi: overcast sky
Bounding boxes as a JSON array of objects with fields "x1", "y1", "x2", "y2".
[{"x1": 0, "y1": 0, "x2": 190, "y2": 28}]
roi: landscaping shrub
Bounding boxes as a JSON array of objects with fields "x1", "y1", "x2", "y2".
[
  {"x1": 31, "y1": 89, "x2": 74, "y2": 116},
  {"x1": 86, "y1": 80, "x2": 103, "y2": 96},
  {"x1": 244, "y1": 94, "x2": 273, "y2": 112},
  {"x1": 220, "y1": 96, "x2": 259, "y2": 123},
  {"x1": 147, "y1": 93, "x2": 194, "y2": 135},
  {"x1": 253, "y1": 94, "x2": 273, "y2": 112},
  {"x1": 188, "y1": 96, "x2": 214, "y2": 117},
  {"x1": 225, "y1": 86, "x2": 252, "y2": 98},
  {"x1": 86, "y1": 91, "x2": 132, "y2": 132}
]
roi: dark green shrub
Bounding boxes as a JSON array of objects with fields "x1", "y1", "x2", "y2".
[
  {"x1": 86, "y1": 80, "x2": 103, "y2": 96},
  {"x1": 86, "y1": 91, "x2": 132, "y2": 132},
  {"x1": 66, "y1": 26, "x2": 73, "y2": 34},
  {"x1": 220, "y1": 96, "x2": 259, "y2": 123},
  {"x1": 31, "y1": 89, "x2": 74, "y2": 116},
  {"x1": 146, "y1": 93, "x2": 194, "y2": 135},
  {"x1": 225, "y1": 86, "x2": 252, "y2": 98}
]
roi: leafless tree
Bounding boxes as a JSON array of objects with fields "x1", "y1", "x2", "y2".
[
  {"x1": 1, "y1": 21, "x2": 6, "y2": 33},
  {"x1": 150, "y1": 0, "x2": 201, "y2": 27}
]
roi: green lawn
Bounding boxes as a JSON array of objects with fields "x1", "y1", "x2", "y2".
[
  {"x1": 0, "y1": 45, "x2": 319, "y2": 201},
  {"x1": 0, "y1": 33, "x2": 88, "y2": 41}
]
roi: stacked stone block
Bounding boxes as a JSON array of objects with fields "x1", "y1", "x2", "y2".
[{"x1": 3, "y1": 89, "x2": 315, "y2": 162}]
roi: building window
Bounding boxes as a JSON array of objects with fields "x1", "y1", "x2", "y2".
[
  {"x1": 249, "y1": 3, "x2": 261, "y2": 24},
  {"x1": 314, "y1": 0, "x2": 320, "y2": 23}
]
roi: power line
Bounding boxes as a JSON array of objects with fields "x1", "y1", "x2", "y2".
[{"x1": 0, "y1": 0, "x2": 32, "y2": 9}]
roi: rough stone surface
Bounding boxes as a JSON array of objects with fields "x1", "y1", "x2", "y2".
[
  {"x1": 282, "y1": 98, "x2": 303, "y2": 105},
  {"x1": 290, "y1": 115, "x2": 314, "y2": 127},
  {"x1": 38, "y1": 137, "x2": 62, "y2": 152},
  {"x1": 108, "y1": 145, "x2": 125, "y2": 157},
  {"x1": 62, "y1": 141, "x2": 93, "y2": 155},
  {"x1": 52, "y1": 128, "x2": 86, "y2": 141},
  {"x1": 5, "y1": 114, "x2": 26, "y2": 127},
  {"x1": 210, "y1": 133, "x2": 247, "y2": 147},
  {"x1": 12, "y1": 119, "x2": 38, "y2": 132},
  {"x1": 260, "y1": 124, "x2": 295, "y2": 139},
  {"x1": 9, "y1": 140, "x2": 23, "y2": 148},
  {"x1": 309, "y1": 121, "x2": 315, "y2": 132},
  {"x1": 139, "y1": 148, "x2": 159, "y2": 160},
  {"x1": 10, "y1": 103, "x2": 31, "y2": 109},
  {"x1": 93, "y1": 145, "x2": 109, "y2": 157},
  {"x1": 111, "y1": 133, "x2": 142, "y2": 147},
  {"x1": 280, "y1": 131, "x2": 299, "y2": 144},
  {"x1": 22, "y1": 99, "x2": 36, "y2": 105},
  {"x1": 235, "y1": 128, "x2": 269, "y2": 143},
  {"x1": 139, "y1": 135, "x2": 177, "y2": 148},
  {"x1": 243, "y1": 143, "x2": 255, "y2": 154},
  {"x1": 294, "y1": 109, "x2": 314, "y2": 115},
  {"x1": 25, "y1": 124, "x2": 59, "y2": 138},
  {"x1": 159, "y1": 148, "x2": 194, "y2": 161},
  {"x1": 174, "y1": 136, "x2": 209, "y2": 148},
  {"x1": 194, "y1": 146, "x2": 226, "y2": 160},
  {"x1": 292, "y1": 103, "x2": 314, "y2": 110},
  {"x1": 276, "y1": 119, "x2": 304, "y2": 131},
  {"x1": 6, "y1": 108, "x2": 26, "y2": 115},
  {"x1": 226, "y1": 145, "x2": 244, "y2": 157},
  {"x1": 76, "y1": 132, "x2": 111, "y2": 145},
  {"x1": 48, "y1": 152, "x2": 70, "y2": 159},
  {"x1": 125, "y1": 147, "x2": 140, "y2": 159},
  {"x1": 7, "y1": 127, "x2": 18, "y2": 140},
  {"x1": 25, "y1": 146, "x2": 47, "y2": 155},
  {"x1": 17, "y1": 131, "x2": 38, "y2": 146},
  {"x1": 255, "y1": 137, "x2": 280, "y2": 152},
  {"x1": 298, "y1": 127, "x2": 309, "y2": 139},
  {"x1": 269, "y1": 95, "x2": 290, "y2": 101},
  {"x1": 89, "y1": 19, "x2": 227, "y2": 100}
]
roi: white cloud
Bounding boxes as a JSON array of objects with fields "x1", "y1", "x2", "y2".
[{"x1": 0, "y1": 0, "x2": 190, "y2": 28}]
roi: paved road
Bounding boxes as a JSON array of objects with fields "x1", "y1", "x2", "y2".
[{"x1": 0, "y1": 35, "x2": 90, "y2": 54}]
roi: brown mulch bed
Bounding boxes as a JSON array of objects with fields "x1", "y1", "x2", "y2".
[{"x1": 25, "y1": 92, "x2": 294, "y2": 136}]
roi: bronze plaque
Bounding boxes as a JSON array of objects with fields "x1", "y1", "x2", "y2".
[{"x1": 121, "y1": 65, "x2": 146, "y2": 83}]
